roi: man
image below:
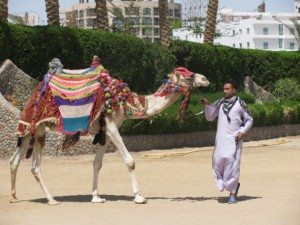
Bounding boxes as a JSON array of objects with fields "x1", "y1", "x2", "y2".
[{"x1": 201, "y1": 80, "x2": 253, "y2": 204}]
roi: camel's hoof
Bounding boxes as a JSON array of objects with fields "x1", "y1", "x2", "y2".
[
  {"x1": 91, "y1": 196, "x2": 106, "y2": 203},
  {"x1": 9, "y1": 196, "x2": 19, "y2": 203},
  {"x1": 134, "y1": 193, "x2": 147, "y2": 204},
  {"x1": 48, "y1": 199, "x2": 60, "y2": 205}
]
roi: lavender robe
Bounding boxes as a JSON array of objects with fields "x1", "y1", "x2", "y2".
[{"x1": 205, "y1": 98, "x2": 253, "y2": 193}]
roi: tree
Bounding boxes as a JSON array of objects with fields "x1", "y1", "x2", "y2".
[
  {"x1": 95, "y1": 0, "x2": 109, "y2": 31},
  {"x1": 108, "y1": 0, "x2": 140, "y2": 34},
  {"x1": 159, "y1": 0, "x2": 169, "y2": 47},
  {"x1": 45, "y1": 0, "x2": 60, "y2": 25},
  {"x1": 0, "y1": 0, "x2": 8, "y2": 22},
  {"x1": 203, "y1": 0, "x2": 219, "y2": 44}
]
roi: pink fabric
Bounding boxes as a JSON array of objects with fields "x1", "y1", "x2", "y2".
[{"x1": 173, "y1": 67, "x2": 194, "y2": 77}]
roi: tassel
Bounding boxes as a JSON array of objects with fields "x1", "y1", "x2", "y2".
[
  {"x1": 26, "y1": 137, "x2": 35, "y2": 159},
  {"x1": 17, "y1": 137, "x2": 22, "y2": 147},
  {"x1": 92, "y1": 133, "x2": 100, "y2": 145},
  {"x1": 92, "y1": 113, "x2": 106, "y2": 145},
  {"x1": 99, "y1": 129, "x2": 106, "y2": 145}
]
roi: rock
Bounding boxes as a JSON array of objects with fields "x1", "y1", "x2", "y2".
[
  {"x1": 244, "y1": 76, "x2": 275, "y2": 103},
  {"x1": 0, "y1": 59, "x2": 39, "y2": 111}
]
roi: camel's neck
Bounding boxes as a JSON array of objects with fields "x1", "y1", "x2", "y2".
[
  {"x1": 145, "y1": 93, "x2": 181, "y2": 116},
  {"x1": 127, "y1": 92, "x2": 181, "y2": 119}
]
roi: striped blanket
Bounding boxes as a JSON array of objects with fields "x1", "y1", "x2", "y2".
[{"x1": 48, "y1": 66, "x2": 104, "y2": 134}]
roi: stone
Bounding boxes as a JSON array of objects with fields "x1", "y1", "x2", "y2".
[
  {"x1": 0, "y1": 59, "x2": 39, "y2": 111},
  {"x1": 244, "y1": 76, "x2": 275, "y2": 103}
]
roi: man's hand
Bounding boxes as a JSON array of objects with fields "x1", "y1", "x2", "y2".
[
  {"x1": 236, "y1": 132, "x2": 246, "y2": 141},
  {"x1": 200, "y1": 98, "x2": 211, "y2": 106}
]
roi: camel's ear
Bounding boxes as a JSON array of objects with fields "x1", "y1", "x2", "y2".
[{"x1": 169, "y1": 72, "x2": 180, "y2": 83}]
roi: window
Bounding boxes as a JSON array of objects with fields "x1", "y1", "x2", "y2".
[
  {"x1": 86, "y1": 19, "x2": 95, "y2": 27},
  {"x1": 263, "y1": 27, "x2": 268, "y2": 35},
  {"x1": 86, "y1": 9, "x2": 95, "y2": 17},
  {"x1": 142, "y1": 27, "x2": 152, "y2": 36},
  {"x1": 233, "y1": 30, "x2": 235, "y2": 35},
  {"x1": 247, "y1": 42, "x2": 250, "y2": 48},
  {"x1": 290, "y1": 42, "x2": 295, "y2": 50},
  {"x1": 239, "y1": 29, "x2": 242, "y2": 35},
  {"x1": 168, "y1": 9, "x2": 173, "y2": 17},
  {"x1": 290, "y1": 28, "x2": 295, "y2": 35},
  {"x1": 142, "y1": 17, "x2": 152, "y2": 25},
  {"x1": 143, "y1": 8, "x2": 151, "y2": 15},
  {"x1": 174, "y1": 9, "x2": 180, "y2": 17},
  {"x1": 239, "y1": 43, "x2": 242, "y2": 48},
  {"x1": 247, "y1": 28, "x2": 250, "y2": 34},
  {"x1": 279, "y1": 24, "x2": 283, "y2": 35},
  {"x1": 233, "y1": 44, "x2": 235, "y2": 48},
  {"x1": 153, "y1": 17, "x2": 159, "y2": 25},
  {"x1": 153, "y1": 8, "x2": 159, "y2": 16},
  {"x1": 79, "y1": 10, "x2": 84, "y2": 18},
  {"x1": 153, "y1": 28, "x2": 159, "y2": 36},
  {"x1": 263, "y1": 42, "x2": 268, "y2": 49},
  {"x1": 278, "y1": 38, "x2": 283, "y2": 49}
]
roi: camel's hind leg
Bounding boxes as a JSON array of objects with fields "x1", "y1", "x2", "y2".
[
  {"x1": 10, "y1": 135, "x2": 30, "y2": 202},
  {"x1": 31, "y1": 126, "x2": 59, "y2": 205},
  {"x1": 91, "y1": 141, "x2": 109, "y2": 203}
]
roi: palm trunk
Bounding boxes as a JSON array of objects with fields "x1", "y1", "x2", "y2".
[
  {"x1": 159, "y1": 0, "x2": 170, "y2": 48},
  {"x1": 203, "y1": 0, "x2": 218, "y2": 45},
  {"x1": 0, "y1": 0, "x2": 8, "y2": 22},
  {"x1": 45, "y1": 0, "x2": 60, "y2": 25},
  {"x1": 95, "y1": 0, "x2": 109, "y2": 31}
]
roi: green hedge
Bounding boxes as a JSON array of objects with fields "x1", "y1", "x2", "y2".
[
  {"x1": 0, "y1": 22, "x2": 176, "y2": 93},
  {"x1": 170, "y1": 40, "x2": 300, "y2": 92},
  {"x1": 120, "y1": 99, "x2": 300, "y2": 135},
  {"x1": 1, "y1": 23, "x2": 299, "y2": 94}
]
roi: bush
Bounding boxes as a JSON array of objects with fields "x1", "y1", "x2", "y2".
[
  {"x1": 170, "y1": 40, "x2": 300, "y2": 92},
  {"x1": 0, "y1": 22, "x2": 176, "y2": 94},
  {"x1": 273, "y1": 78, "x2": 300, "y2": 102}
]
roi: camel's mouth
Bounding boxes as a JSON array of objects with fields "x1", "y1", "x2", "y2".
[{"x1": 193, "y1": 73, "x2": 210, "y2": 87}]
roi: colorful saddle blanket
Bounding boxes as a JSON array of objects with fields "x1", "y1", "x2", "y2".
[{"x1": 48, "y1": 66, "x2": 104, "y2": 133}]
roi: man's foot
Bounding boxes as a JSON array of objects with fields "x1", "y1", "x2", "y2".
[{"x1": 228, "y1": 194, "x2": 237, "y2": 204}]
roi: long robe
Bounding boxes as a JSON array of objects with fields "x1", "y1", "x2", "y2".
[{"x1": 205, "y1": 97, "x2": 253, "y2": 193}]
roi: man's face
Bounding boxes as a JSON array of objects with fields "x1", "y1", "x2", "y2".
[{"x1": 223, "y1": 83, "x2": 236, "y2": 99}]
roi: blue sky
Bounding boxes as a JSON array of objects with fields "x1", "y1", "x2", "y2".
[{"x1": 8, "y1": 0, "x2": 295, "y2": 24}]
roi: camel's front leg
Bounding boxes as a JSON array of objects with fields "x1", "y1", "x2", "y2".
[
  {"x1": 91, "y1": 144, "x2": 107, "y2": 203},
  {"x1": 106, "y1": 118, "x2": 146, "y2": 204}
]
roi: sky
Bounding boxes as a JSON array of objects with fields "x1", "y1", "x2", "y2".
[{"x1": 8, "y1": 0, "x2": 295, "y2": 24}]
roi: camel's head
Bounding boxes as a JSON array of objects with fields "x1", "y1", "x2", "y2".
[{"x1": 169, "y1": 67, "x2": 209, "y2": 89}]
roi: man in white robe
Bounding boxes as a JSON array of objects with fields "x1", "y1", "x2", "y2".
[{"x1": 202, "y1": 80, "x2": 253, "y2": 203}]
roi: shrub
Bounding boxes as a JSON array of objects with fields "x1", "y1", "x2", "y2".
[
  {"x1": 0, "y1": 22, "x2": 176, "y2": 93},
  {"x1": 272, "y1": 78, "x2": 300, "y2": 102}
]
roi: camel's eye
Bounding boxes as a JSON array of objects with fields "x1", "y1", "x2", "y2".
[{"x1": 202, "y1": 77, "x2": 207, "y2": 81}]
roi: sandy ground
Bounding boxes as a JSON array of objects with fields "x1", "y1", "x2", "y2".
[{"x1": 0, "y1": 136, "x2": 300, "y2": 225}]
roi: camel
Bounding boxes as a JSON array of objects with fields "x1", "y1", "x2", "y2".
[{"x1": 9, "y1": 57, "x2": 209, "y2": 205}]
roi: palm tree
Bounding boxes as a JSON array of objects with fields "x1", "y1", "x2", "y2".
[
  {"x1": 0, "y1": 0, "x2": 8, "y2": 22},
  {"x1": 45, "y1": 0, "x2": 60, "y2": 25},
  {"x1": 95, "y1": 0, "x2": 109, "y2": 31},
  {"x1": 159, "y1": 0, "x2": 170, "y2": 48},
  {"x1": 203, "y1": 0, "x2": 219, "y2": 44}
]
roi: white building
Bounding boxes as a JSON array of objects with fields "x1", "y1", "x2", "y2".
[
  {"x1": 295, "y1": 0, "x2": 300, "y2": 13},
  {"x1": 60, "y1": 0, "x2": 181, "y2": 43},
  {"x1": 8, "y1": 12, "x2": 41, "y2": 26},
  {"x1": 173, "y1": 2, "x2": 300, "y2": 51}
]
